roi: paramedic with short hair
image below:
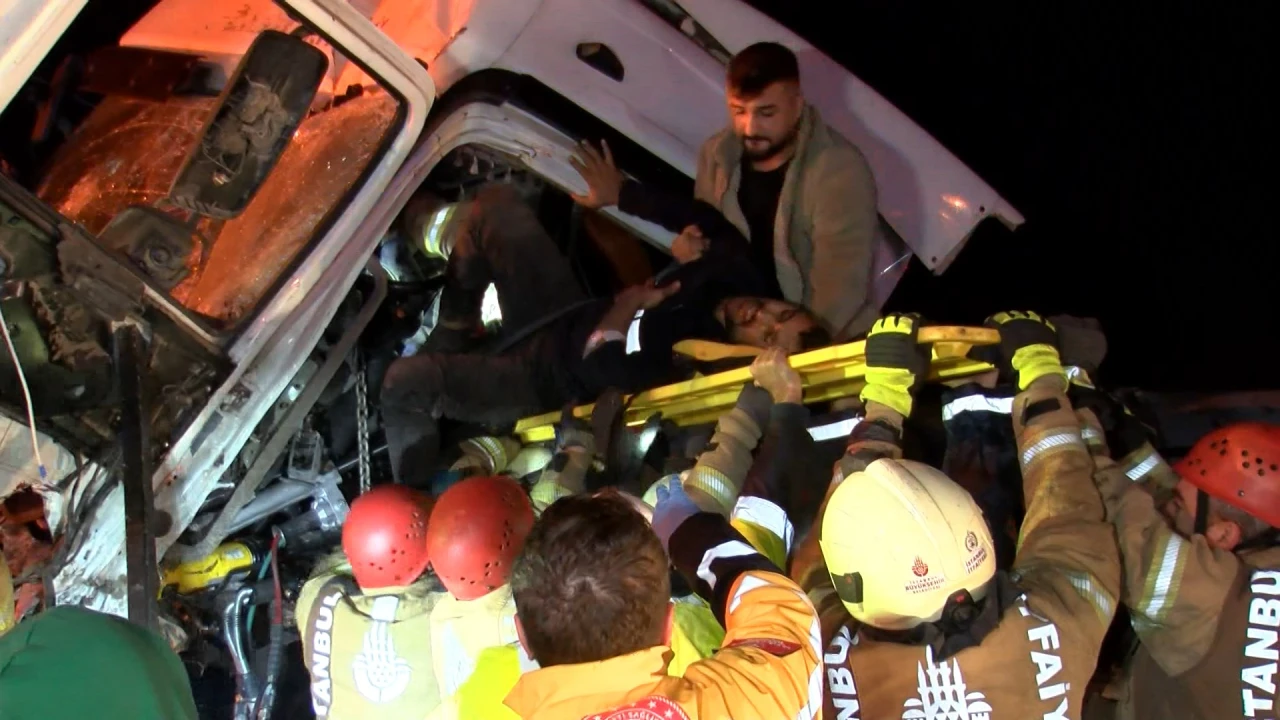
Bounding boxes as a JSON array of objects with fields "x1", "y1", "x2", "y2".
[
  {"x1": 572, "y1": 41, "x2": 878, "y2": 340},
  {"x1": 790, "y1": 312, "x2": 1121, "y2": 718},
  {"x1": 1084, "y1": 416, "x2": 1280, "y2": 720},
  {"x1": 502, "y1": 484, "x2": 822, "y2": 718}
]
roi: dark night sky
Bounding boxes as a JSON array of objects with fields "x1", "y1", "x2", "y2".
[
  {"x1": 6, "y1": 2, "x2": 1275, "y2": 392},
  {"x1": 746, "y1": 2, "x2": 1276, "y2": 391}
]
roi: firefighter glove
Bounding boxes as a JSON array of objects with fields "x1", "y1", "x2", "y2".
[
  {"x1": 985, "y1": 310, "x2": 1066, "y2": 390},
  {"x1": 651, "y1": 478, "x2": 701, "y2": 554},
  {"x1": 860, "y1": 314, "x2": 930, "y2": 417}
]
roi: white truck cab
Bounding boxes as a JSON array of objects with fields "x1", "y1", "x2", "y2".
[{"x1": 1, "y1": 0, "x2": 1021, "y2": 617}]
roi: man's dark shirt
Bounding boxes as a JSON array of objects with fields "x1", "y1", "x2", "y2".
[
  {"x1": 618, "y1": 179, "x2": 784, "y2": 299},
  {"x1": 553, "y1": 209, "x2": 770, "y2": 396},
  {"x1": 736, "y1": 160, "x2": 789, "y2": 300}
]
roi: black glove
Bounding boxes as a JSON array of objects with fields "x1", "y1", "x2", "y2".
[
  {"x1": 1067, "y1": 384, "x2": 1153, "y2": 458},
  {"x1": 983, "y1": 311, "x2": 1066, "y2": 390},
  {"x1": 860, "y1": 314, "x2": 931, "y2": 417}
]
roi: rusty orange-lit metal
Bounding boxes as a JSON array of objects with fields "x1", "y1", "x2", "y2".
[{"x1": 39, "y1": 92, "x2": 397, "y2": 327}]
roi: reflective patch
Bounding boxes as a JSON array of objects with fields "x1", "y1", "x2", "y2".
[
  {"x1": 808, "y1": 416, "x2": 861, "y2": 442},
  {"x1": 625, "y1": 311, "x2": 644, "y2": 355},
  {"x1": 353, "y1": 596, "x2": 412, "y2": 703},
  {"x1": 587, "y1": 696, "x2": 691, "y2": 720},
  {"x1": 726, "y1": 637, "x2": 803, "y2": 657},
  {"x1": 901, "y1": 646, "x2": 992, "y2": 719}
]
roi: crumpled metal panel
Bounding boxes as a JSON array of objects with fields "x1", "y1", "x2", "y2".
[{"x1": 38, "y1": 92, "x2": 397, "y2": 326}]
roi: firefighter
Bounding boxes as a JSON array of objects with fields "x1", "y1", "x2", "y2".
[
  {"x1": 1089, "y1": 419, "x2": 1280, "y2": 720},
  {"x1": 790, "y1": 311, "x2": 1122, "y2": 719},
  {"x1": 296, "y1": 484, "x2": 443, "y2": 719}
]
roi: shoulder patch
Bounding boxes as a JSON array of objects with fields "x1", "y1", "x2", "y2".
[
  {"x1": 585, "y1": 696, "x2": 691, "y2": 720},
  {"x1": 725, "y1": 637, "x2": 802, "y2": 657}
]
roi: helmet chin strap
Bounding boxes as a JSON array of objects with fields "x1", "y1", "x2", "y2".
[{"x1": 1194, "y1": 488, "x2": 1210, "y2": 536}]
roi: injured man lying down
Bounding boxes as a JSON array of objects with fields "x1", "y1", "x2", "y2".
[{"x1": 380, "y1": 182, "x2": 829, "y2": 485}]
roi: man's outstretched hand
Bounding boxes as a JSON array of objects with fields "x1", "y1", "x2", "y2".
[
  {"x1": 671, "y1": 224, "x2": 709, "y2": 264},
  {"x1": 569, "y1": 139, "x2": 624, "y2": 209}
]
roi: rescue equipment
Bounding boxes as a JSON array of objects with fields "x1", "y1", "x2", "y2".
[
  {"x1": 427, "y1": 475, "x2": 534, "y2": 601},
  {"x1": 160, "y1": 540, "x2": 262, "y2": 594},
  {"x1": 515, "y1": 326, "x2": 1000, "y2": 442},
  {"x1": 820, "y1": 458, "x2": 998, "y2": 630},
  {"x1": 1174, "y1": 422, "x2": 1280, "y2": 528},
  {"x1": 342, "y1": 485, "x2": 434, "y2": 590}
]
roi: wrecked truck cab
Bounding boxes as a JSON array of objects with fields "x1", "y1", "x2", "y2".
[{"x1": 1, "y1": 0, "x2": 433, "y2": 621}]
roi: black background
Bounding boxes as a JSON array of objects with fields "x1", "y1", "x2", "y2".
[
  {"x1": 4, "y1": 1, "x2": 1274, "y2": 391},
  {"x1": 744, "y1": 2, "x2": 1275, "y2": 391}
]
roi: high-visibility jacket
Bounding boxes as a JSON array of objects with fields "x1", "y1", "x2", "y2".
[
  {"x1": 504, "y1": 511, "x2": 822, "y2": 719},
  {"x1": 296, "y1": 570, "x2": 443, "y2": 719},
  {"x1": 450, "y1": 597, "x2": 727, "y2": 720}
]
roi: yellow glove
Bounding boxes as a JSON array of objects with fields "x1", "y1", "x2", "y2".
[
  {"x1": 984, "y1": 310, "x2": 1066, "y2": 391},
  {"x1": 859, "y1": 314, "x2": 930, "y2": 417}
]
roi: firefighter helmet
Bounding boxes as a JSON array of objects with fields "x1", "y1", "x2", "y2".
[
  {"x1": 427, "y1": 475, "x2": 535, "y2": 600},
  {"x1": 820, "y1": 458, "x2": 997, "y2": 630},
  {"x1": 342, "y1": 484, "x2": 434, "y2": 591},
  {"x1": 1175, "y1": 422, "x2": 1280, "y2": 528}
]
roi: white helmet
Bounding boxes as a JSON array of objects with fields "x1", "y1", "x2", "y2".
[{"x1": 820, "y1": 458, "x2": 996, "y2": 630}]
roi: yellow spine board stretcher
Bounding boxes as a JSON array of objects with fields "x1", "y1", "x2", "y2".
[{"x1": 515, "y1": 326, "x2": 1001, "y2": 443}]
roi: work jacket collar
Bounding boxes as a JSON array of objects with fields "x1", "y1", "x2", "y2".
[{"x1": 504, "y1": 645, "x2": 672, "y2": 717}]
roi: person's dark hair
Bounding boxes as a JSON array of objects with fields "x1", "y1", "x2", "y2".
[
  {"x1": 799, "y1": 324, "x2": 832, "y2": 351},
  {"x1": 727, "y1": 42, "x2": 800, "y2": 99},
  {"x1": 509, "y1": 491, "x2": 671, "y2": 666}
]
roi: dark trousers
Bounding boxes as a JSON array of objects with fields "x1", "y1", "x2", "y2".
[{"x1": 381, "y1": 185, "x2": 585, "y2": 485}]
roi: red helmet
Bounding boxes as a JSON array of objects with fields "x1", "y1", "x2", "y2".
[
  {"x1": 427, "y1": 475, "x2": 534, "y2": 600},
  {"x1": 342, "y1": 485, "x2": 434, "y2": 591},
  {"x1": 1175, "y1": 422, "x2": 1280, "y2": 528}
]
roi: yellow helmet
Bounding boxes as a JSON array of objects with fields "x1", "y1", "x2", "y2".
[{"x1": 820, "y1": 458, "x2": 996, "y2": 630}]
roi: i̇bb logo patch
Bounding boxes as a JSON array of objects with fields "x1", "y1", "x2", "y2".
[{"x1": 585, "y1": 696, "x2": 691, "y2": 720}]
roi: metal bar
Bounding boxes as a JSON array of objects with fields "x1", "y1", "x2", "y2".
[
  {"x1": 170, "y1": 260, "x2": 388, "y2": 562},
  {"x1": 337, "y1": 442, "x2": 387, "y2": 473},
  {"x1": 116, "y1": 323, "x2": 157, "y2": 630}
]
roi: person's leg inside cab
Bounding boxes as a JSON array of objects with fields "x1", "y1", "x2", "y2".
[
  {"x1": 382, "y1": 181, "x2": 588, "y2": 486},
  {"x1": 414, "y1": 182, "x2": 587, "y2": 351}
]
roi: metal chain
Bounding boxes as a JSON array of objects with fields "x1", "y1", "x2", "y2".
[{"x1": 354, "y1": 352, "x2": 371, "y2": 495}]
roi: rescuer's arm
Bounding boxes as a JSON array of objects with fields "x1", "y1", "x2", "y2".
[
  {"x1": 681, "y1": 383, "x2": 772, "y2": 515},
  {"x1": 791, "y1": 315, "x2": 923, "y2": 628},
  {"x1": 974, "y1": 311, "x2": 1119, "y2": 675},
  {"x1": 656, "y1": 481, "x2": 820, "y2": 719},
  {"x1": 1094, "y1": 449, "x2": 1240, "y2": 676},
  {"x1": 528, "y1": 410, "x2": 595, "y2": 513}
]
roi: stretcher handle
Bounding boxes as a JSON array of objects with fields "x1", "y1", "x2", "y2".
[{"x1": 673, "y1": 326, "x2": 1001, "y2": 362}]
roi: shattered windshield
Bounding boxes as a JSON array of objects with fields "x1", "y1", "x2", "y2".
[{"x1": 35, "y1": 37, "x2": 400, "y2": 329}]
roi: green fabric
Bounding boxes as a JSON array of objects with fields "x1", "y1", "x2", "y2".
[
  {"x1": 0, "y1": 606, "x2": 197, "y2": 720},
  {"x1": 672, "y1": 599, "x2": 725, "y2": 661}
]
